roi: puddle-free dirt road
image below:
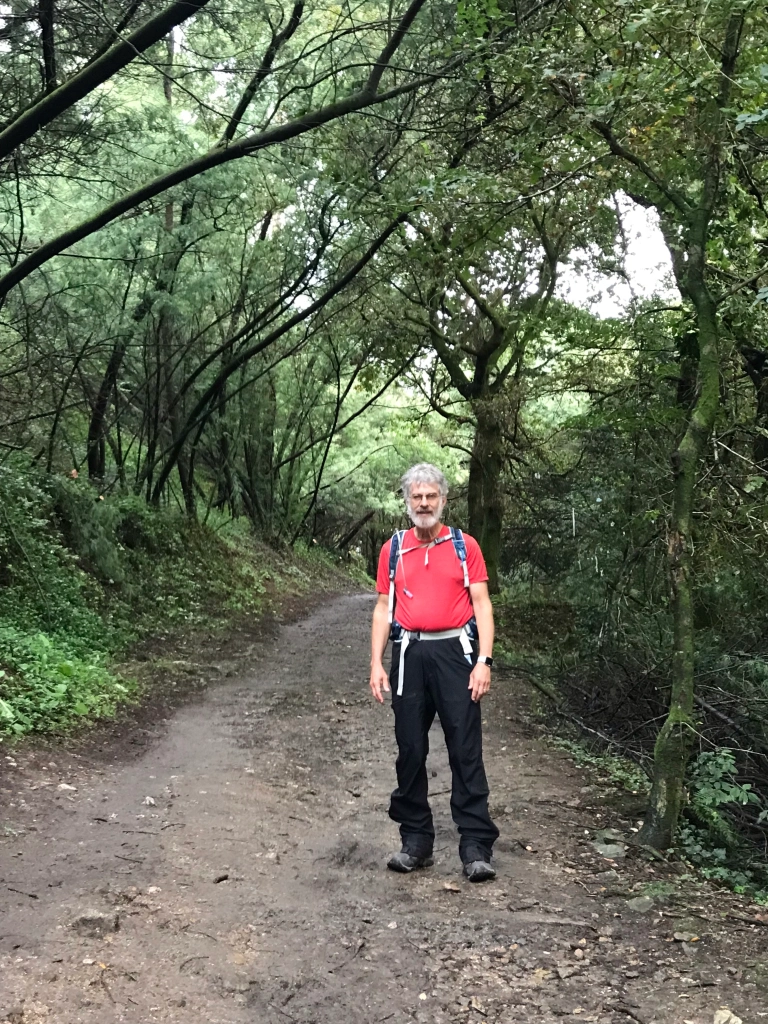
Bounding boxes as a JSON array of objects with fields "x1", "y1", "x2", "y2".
[{"x1": 1, "y1": 594, "x2": 765, "y2": 1024}]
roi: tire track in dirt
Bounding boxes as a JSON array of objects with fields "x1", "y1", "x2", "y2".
[{"x1": 0, "y1": 594, "x2": 764, "y2": 1024}]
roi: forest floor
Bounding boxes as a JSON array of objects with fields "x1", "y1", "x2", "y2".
[{"x1": 1, "y1": 593, "x2": 766, "y2": 1024}]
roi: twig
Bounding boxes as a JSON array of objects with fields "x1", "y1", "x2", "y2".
[
  {"x1": 7, "y1": 886, "x2": 38, "y2": 899},
  {"x1": 606, "y1": 1003, "x2": 649, "y2": 1024},
  {"x1": 727, "y1": 911, "x2": 768, "y2": 927},
  {"x1": 328, "y1": 939, "x2": 365, "y2": 972},
  {"x1": 574, "y1": 880, "x2": 600, "y2": 897},
  {"x1": 271, "y1": 1005, "x2": 297, "y2": 1020},
  {"x1": 115, "y1": 854, "x2": 144, "y2": 863},
  {"x1": 99, "y1": 972, "x2": 116, "y2": 1004},
  {"x1": 179, "y1": 955, "x2": 209, "y2": 972},
  {"x1": 161, "y1": 821, "x2": 186, "y2": 829},
  {"x1": 507, "y1": 913, "x2": 597, "y2": 929}
]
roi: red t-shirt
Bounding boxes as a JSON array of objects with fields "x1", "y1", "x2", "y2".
[{"x1": 376, "y1": 526, "x2": 488, "y2": 631}]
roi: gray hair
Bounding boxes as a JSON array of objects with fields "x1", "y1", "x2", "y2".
[{"x1": 400, "y1": 463, "x2": 449, "y2": 499}]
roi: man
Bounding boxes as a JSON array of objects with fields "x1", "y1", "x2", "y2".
[{"x1": 369, "y1": 463, "x2": 499, "y2": 882}]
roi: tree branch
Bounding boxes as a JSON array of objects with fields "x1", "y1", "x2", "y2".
[
  {"x1": 0, "y1": 75, "x2": 429, "y2": 302},
  {"x1": 0, "y1": 0, "x2": 214, "y2": 162},
  {"x1": 38, "y1": 0, "x2": 57, "y2": 93},
  {"x1": 591, "y1": 120, "x2": 692, "y2": 219},
  {"x1": 220, "y1": 1, "x2": 305, "y2": 144},
  {"x1": 150, "y1": 215, "x2": 408, "y2": 500}
]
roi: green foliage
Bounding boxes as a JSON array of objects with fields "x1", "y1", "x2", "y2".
[
  {"x1": 0, "y1": 460, "x2": 352, "y2": 738},
  {"x1": 553, "y1": 738, "x2": 650, "y2": 796},
  {"x1": 0, "y1": 626, "x2": 131, "y2": 735},
  {"x1": 676, "y1": 818, "x2": 768, "y2": 903},
  {"x1": 0, "y1": 461, "x2": 110, "y2": 647},
  {"x1": 689, "y1": 749, "x2": 760, "y2": 817}
]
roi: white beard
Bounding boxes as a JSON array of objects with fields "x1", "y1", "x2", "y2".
[{"x1": 407, "y1": 505, "x2": 444, "y2": 530}]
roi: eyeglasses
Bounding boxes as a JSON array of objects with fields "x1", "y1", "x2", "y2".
[{"x1": 409, "y1": 490, "x2": 442, "y2": 505}]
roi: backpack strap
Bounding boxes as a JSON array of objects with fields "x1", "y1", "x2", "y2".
[
  {"x1": 449, "y1": 527, "x2": 470, "y2": 589},
  {"x1": 388, "y1": 529, "x2": 406, "y2": 624}
]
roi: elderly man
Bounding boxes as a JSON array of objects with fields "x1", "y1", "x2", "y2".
[{"x1": 369, "y1": 463, "x2": 499, "y2": 882}]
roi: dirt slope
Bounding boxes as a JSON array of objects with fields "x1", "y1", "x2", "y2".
[{"x1": 0, "y1": 594, "x2": 765, "y2": 1024}]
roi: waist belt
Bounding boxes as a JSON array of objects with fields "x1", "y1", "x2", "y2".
[{"x1": 394, "y1": 625, "x2": 474, "y2": 696}]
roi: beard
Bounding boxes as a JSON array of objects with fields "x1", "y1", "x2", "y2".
[{"x1": 407, "y1": 506, "x2": 443, "y2": 530}]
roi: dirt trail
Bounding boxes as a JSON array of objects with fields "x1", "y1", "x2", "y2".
[{"x1": 1, "y1": 594, "x2": 765, "y2": 1024}]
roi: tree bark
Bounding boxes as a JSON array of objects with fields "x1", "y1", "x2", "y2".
[
  {"x1": 633, "y1": 11, "x2": 743, "y2": 851},
  {"x1": 87, "y1": 339, "x2": 127, "y2": 480},
  {"x1": 468, "y1": 398, "x2": 505, "y2": 594},
  {"x1": 637, "y1": 271, "x2": 720, "y2": 848}
]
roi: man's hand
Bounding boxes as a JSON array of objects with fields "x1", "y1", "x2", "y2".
[
  {"x1": 370, "y1": 663, "x2": 391, "y2": 704},
  {"x1": 468, "y1": 661, "x2": 491, "y2": 702}
]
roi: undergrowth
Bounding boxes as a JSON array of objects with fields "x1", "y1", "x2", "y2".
[
  {"x1": 553, "y1": 735, "x2": 768, "y2": 903},
  {"x1": 0, "y1": 460, "x2": 354, "y2": 738}
]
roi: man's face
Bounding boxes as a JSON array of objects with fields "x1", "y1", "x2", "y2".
[{"x1": 407, "y1": 481, "x2": 445, "y2": 529}]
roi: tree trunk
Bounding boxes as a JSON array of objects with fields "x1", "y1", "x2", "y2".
[
  {"x1": 87, "y1": 339, "x2": 127, "y2": 480},
  {"x1": 468, "y1": 398, "x2": 505, "y2": 594},
  {"x1": 637, "y1": 219, "x2": 721, "y2": 849}
]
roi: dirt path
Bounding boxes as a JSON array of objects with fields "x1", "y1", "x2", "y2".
[{"x1": 1, "y1": 594, "x2": 765, "y2": 1024}]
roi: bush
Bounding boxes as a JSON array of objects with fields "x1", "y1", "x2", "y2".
[{"x1": 0, "y1": 625, "x2": 131, "y2": 735}]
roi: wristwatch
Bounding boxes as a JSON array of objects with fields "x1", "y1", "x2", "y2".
[{"x1": 477, "y1": 655, "x2": 494, "y2": 667}]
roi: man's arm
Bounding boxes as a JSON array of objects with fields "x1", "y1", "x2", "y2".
[
  {"x1": 370, "y1": 593, "x2": 391, "y2": 704},
  {"x1": 468, "y1": 581, "x2": 494, "y2": 702}
]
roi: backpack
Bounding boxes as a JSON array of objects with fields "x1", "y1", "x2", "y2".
[{"x1": 387, "y1": 527, "x2": 473, "y2": 638}]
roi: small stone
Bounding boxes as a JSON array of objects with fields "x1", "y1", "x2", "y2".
[
  {"x1": 673, "y1": 932, "x2": 699, "y2": 943},
  {"x1": 594, "y1": 842, "x2": 626, "y2": 859},
  {"x1": 626, "y1": 896, "x2": 655, "y2": 913},
  {"x1": 557, "y1": 965, "x2": 578, "y2": 979},
  {"x1": 388, "y1": 921, "x2": 398, "y2": 929},
  {"x1": 713, "y1": 1012, "x2": 742, "y2": 1024},
  {"x1": 594, "y1": 869, "x2": 620, "y2": 882},
  {"x1": 70, "y1": 910, "x2": 119, "y2": 938},
  {"x1": 143, "y1": 796, "x2": 156, "y2": 806},
  {"x1": 57, "y1": 783, "x2": 77, "y2": 792}
]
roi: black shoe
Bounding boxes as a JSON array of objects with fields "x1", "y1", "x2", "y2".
[
  {"x1": 463, "y1": 859, "x2": 496, "y2": 883},
  {"x1": 387, "y1": 850, "x2": 434, "y2": 873}
]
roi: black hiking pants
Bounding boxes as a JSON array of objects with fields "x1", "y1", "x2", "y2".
[{"x1": 388, "y1": 636, "x2": 499, "y2": 863}]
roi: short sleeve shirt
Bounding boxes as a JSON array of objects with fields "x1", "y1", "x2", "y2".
[{"x1": 376, "y1": 526, "x2": 488, "y2": 632}]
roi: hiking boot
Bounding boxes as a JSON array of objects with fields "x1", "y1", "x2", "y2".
[
  {"x1": 387, "y1": 850, "x2": 434, "y2": 873},
  {"x1": 463, "y1": 859, "x2": 496, "y2": 883}
]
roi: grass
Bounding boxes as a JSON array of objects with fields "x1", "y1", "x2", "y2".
[{"x1": 0, "y1": 468, "x2": 359, "y2": 739}]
